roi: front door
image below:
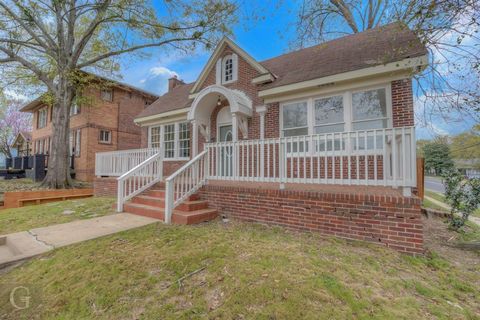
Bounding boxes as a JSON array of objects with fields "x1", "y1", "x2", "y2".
[{"x1": 218, "y1": 124, "x2": 233, "y2": 176}]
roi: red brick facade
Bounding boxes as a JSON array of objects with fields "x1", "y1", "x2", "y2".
[
  {"x1": 392, "y1": 78, "x2": 414, "y2": 127},
  {"x1": 29, "y1": 86, "x2": 156, "y2": 181},
  {"x1": 198, "y1": 184, "x2": 423, "y2": 255}
]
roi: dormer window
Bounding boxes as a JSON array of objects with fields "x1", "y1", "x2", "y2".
[
  {"x1": 217, "y1": 53, "x2": 238, "y2": 85},
  {"x1": 223, "y1": 55, "x2": 234, "y2": 83}
]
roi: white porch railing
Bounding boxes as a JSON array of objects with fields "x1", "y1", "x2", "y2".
[
  {"x1": 164, "y1": 150, "x2": 209, "y2": 223},
  {"x1": 117, "y1": 151, "x2": 163, "y2": 212},
  {"x1": 205, "y1": 127, "x2": 416, "y2": 188},
  {"x1": 95, "y1": 148, "x2": 161, "y2": 177}
]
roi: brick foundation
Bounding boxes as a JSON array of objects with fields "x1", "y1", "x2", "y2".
[
  {"x1": 93, "y1": 177, "x2": 118, "y2": 197},
  {"x1": 198, "y1": 183, "x2": 423, "y2": 255}
]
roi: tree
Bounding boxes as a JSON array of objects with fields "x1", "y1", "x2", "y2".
[
  {"x1": 292, "y1": 0, "x2": 480, "y2": 125},
  {"x1": 423, "y1": 139, "x2": 454, "y2": 175},
  {"x1": 443, "y1": 168, "x2": 480, "y2": 229},
  {"x1": 0, "y1": 0, "x2": 236, "y2": 188},
  {"x1": 0, "y1": 95, "x2": 31, "y2": 158},
  {"x1": 450, "y1": 125, "x2": 480, "y2": 164}
]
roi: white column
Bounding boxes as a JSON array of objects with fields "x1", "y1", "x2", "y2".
[
  {"x1": 192, "y1": 120, "x2": 198, "y2": 157},
  {"x1": 231, "y1": 113, "x2": 238, "y2": 142},
  {"x1": 257, "y1": 105, "x2": 267, "y2": 139}
]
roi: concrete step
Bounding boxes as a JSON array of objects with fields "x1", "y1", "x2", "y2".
[
  {"x1": 176, "y1": 200, "x2": 208, "y2": 212},
  {"x1": 132, "y1": 195, "x2": 165, "y2": 208},
  {"x1": 172, "y1": 208, "x2": 218, "y2": 225},
  {"x1": 124, "y1": 202, "x2": 165, "y2": 220}
]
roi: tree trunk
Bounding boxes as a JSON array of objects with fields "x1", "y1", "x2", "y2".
[{"x1": 42, "y1": 78, "x2": 75, "y2": 189}]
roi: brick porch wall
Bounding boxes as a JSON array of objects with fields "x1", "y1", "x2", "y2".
[
  {"x1": 93, "y1": 177, "x2": 117, "y2": 197},
  {"x1": 198, "y1": 184, "x2": 423, "y2": 255}
]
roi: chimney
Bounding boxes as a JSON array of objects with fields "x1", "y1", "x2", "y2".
[{"x1": 168, "y1": 75, "x2": 184, "y2": 92}]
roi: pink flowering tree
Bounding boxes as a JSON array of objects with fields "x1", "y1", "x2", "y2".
[{"x1": 0, "y1": 97, "x2": 31, "y2": 158}]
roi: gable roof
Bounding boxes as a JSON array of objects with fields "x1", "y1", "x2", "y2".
[
  {"x1": 11, "y1": 131, "x2": 32, "y2": 147},
  {"x1": 136, "y1": 82, "x2": 195, "y2": 120},
  {"x1": 259, "y1": 22, "x2": 427, "y2": 90},
  {"x1": 136, "y1": 23, "x2": 427, "y2": 122},
  {"x1": 190, "y1": 37, "x2": 271, "y2": 94}
]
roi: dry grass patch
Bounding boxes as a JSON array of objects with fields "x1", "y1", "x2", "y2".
[{"x1": 0, "y1": 216, "x2": 479, "y2": 319}]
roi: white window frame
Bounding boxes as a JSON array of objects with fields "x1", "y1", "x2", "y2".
[
  {"x1": 220, "y1": 53, "x2": 238, "y2": 85},
  {"x1": 148, "y1": 121, "x2": 190, "y2": 161},
  {"x1": 37, "y1": 107, "x2": 48, "y2": 129},
  {"x1": 70, "y1": 102, "x2": 80, "y2": 116},
  {"x1": 280, "y1": 83, "x2": 392, "y2": 137},
  {"x1": 98, "y1": 130, "x2": 111, "y2": 144},
  {"x1": 101, "y1": 88, "x2": 113, "y2": 102}
]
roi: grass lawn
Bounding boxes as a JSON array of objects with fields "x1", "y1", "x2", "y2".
[
  {"x1": 0, "y1": 197, "x2": 116, "y2": 234},
  {"x1": 424, "y1": 190, "x2": 480, "y2": 218},
  {"x1": 1, "y1": 216, "x2": 479, "y2": 319}
]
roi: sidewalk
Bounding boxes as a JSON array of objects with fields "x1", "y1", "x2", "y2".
[
  {"x1": 0, "y1": 213, "x2": 159, "y2": 267},
  {"x1": 424, "y1": 195, "x2": 480, "y2": 226}
]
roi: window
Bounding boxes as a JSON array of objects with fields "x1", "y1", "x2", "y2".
[
  {"x1": 282, "y1": 101, "x2": 308, "y2": 137},
  {"x1": 224, "y1": 55, "x2": 233, "y2": 83},
  {"x1": 150, "y1": 126, "x2": 161, "y2": 148},
  {"x1": 101, "y1": 88, "x2": 113, "y2": 101},
  {"x1": 352, "y1": 88, "x2": 387, "y2": 130},
  {"x1": 164, "y1": 124, "x2": 175, "y2": 158},
  {"x1": 314, "y1": 95, "x2": 344, "y2": 134},
  {"x1": 69, "y1": 129, "x2": 81, "y2": 156},
  {"x1": 178, "y1": 122, "x2": 190, "y2": 158},
  {"x1": 148, "y1": 122, "x2": 190, "y2": 159},
  {"x1": 99, "y1": 130, "x2": 111, "y2": 144},
  {"x1": 70, "y1": 102, "x2": 80, "y2": 116},
  {"x1": 37, "y1": 108, "x2": 47, "y2": 129}
]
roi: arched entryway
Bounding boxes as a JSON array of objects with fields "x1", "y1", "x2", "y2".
[{"x1": 188, "y1": 85, "x2": 252, "y2": 156}]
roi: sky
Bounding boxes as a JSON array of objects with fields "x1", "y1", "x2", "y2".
[{"x1": 118, "y1": 1, "x2": 474, "y2": 140}]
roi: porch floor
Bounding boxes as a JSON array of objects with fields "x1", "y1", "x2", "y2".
[{"x1": 206, "y1": 180, "x2": 407, "y2": 198}]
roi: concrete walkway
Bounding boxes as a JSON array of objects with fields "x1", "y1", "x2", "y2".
[
  {"x1": 424, "y1": 195, "x2": 480, "y2": 226},
  {"x1": 0, "y1": 213, "x2": 159, "y2": 267}
]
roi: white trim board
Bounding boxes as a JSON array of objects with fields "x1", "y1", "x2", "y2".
[{"x1": 259, "y1": 55, "x2": 428, "y2": 99}]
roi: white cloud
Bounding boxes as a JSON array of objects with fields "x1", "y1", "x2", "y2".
[{"x1": 136, "y1": 66, "x2": 180, "y2": 95}]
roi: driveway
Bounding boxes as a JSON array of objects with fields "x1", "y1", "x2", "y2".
[
  {"x1": 425, "y1": 176, "x2": 445, "y2": 193},
  {"x1": 0, "y1": 213, "x2": 159, "y2": 267}
]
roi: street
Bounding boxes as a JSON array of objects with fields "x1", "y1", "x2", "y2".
[{"x1": 425, "y1": 176, "x2": 445, "y2": 193}]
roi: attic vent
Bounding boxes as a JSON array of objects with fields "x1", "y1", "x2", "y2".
[{"x1": 317, "y1": 82, "x2": 335, "y2": 88}]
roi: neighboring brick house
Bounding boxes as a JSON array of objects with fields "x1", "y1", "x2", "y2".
[
  {"x1": 21, "y1": 77, "x2": 158, "y2": 181},
  {"x1": 95, "y1": 23, "x2": 429, "y2": 254}
]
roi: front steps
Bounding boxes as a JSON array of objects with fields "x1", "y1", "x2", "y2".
[{"x1": 123, "y1": 187, "x2": 217, "y2": 225}]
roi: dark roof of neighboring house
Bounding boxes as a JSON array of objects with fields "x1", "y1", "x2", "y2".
[
  {"x1": 259, "y1": 22, "x2": 428, "y2": 90},
  {"x1": 136, "y1": 82, "x2": 195, "y2": 119},
  {"x1": 138, "y1": 22, "x2": 427, "y2": 120},
  {"x1": 20, "y1": 73, "x2": 159, "y2": 113}
]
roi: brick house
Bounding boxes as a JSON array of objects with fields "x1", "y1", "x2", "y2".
[
  {"x1": 95, "y1": 23, "x2": 428, "y2": 254},
  {"x1": 21, "y1": 77, "x2": 158, "y2": 181}
]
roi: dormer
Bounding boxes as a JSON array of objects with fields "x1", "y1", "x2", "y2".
[{"x1": 189, "y1": 37, "x2": 275, "y2": 97}]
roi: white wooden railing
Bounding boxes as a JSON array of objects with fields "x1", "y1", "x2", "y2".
[
  {"x1": 95, "y1": 148, "x2": 161, "y2": 177},
  {"x1": 205, "y1": 127, "x2": 416, "y2": 189},
  {"x1": 164, "y1": 150, "x2": 209, "y2": 223},
  {"x1": 117, "y1": 151, "x2": 163, "y2": 212}
]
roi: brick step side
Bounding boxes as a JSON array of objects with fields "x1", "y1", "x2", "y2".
[
  {"x1": 123, "y1": 202, "x2": 165, "y2": 220},
  {"x1": 172, "y1": 208, "x2": 218, "y2": 225},
  {"x1": 176, "y1": 200, "x2": 209, "y2": 211},
  {"x1": 132, "y1": 195, "x2": 165, "y2": 208}
]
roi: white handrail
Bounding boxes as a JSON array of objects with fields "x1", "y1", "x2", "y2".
[
  {"x1": 164, "y1": 150, "x2": 209, "y2": 224},
  {"x1": 95, "y1": 148, "x2": 161, "y2": 177},
  {"x1": 117, "y1": 150, "x2": 163, "y2": 212}
]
